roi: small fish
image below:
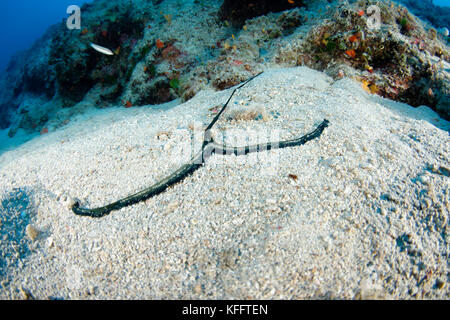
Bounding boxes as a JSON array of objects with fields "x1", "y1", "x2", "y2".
[
  {"x1": 288, "y1": 0, "x2": 295, "y2": 4},
  {"x1": 231, "y1": 34, "x2": 236, "y2": 40},
  {"x1": 233, "y1": 60, "x2": 243, "y2": 65},
  {"x1": 156, "y1": 39, "x2": 164, "y2": 49},
  {"x1": 81, "y1": 28, "x2": 88, "y2": 35},
  {"x1": 288, "y1": 174, "x2": 298, "y2": 180},
  {"x1": 358, "y1": 10, "x2": 364, "y2": 16},
  {"x1": 243, "y1": 25, "x2": 247, "y2": 31},
  {"x1": 125, "y1": 101, "x2": 133, "y2": 108},
  {"x1": 114, "y1": 46, "x2": 121, "y2": 55},
  {"x1": 90, "y1": 42, "x2": 114, "y2": 55},
  {"x1": 428, "y1": 88, "x2": 434, "y2": 97}
]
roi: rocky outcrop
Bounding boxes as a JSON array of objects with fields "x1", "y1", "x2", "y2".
[
  {"x1": 0, "y1": 0, "x2": 449, "y2": 137},
  {"x1": 399, "y1": 0, "x2": 450, "y2": 28},
  {"x1": 219, "y1": 0, "x2": 305, "y2": 26},
  {"x1": 0, "y1": 25, "x2": 58, "y2": 130}
]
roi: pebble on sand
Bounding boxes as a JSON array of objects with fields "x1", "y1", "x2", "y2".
[{"x1": 25, "y1": 225, "x2": 40, "y2": 241}]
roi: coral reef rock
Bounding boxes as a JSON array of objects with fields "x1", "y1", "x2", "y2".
[
  {"x1": 398, "y1": 0, "x2": 450, "y2": 28},
  {"x1": 219, "y1": 0, "x2": 305, "y2": 26},
  {"x1": 0, "y1": 0, "x2": 449, "y2": 138}
]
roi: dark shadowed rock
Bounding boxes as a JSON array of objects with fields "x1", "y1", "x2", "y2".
[
  {"x1": 0, "y1": 104, "x2": 11, "y2": 129},
  {"x1": 219, "y1": 0, "x2": 305, "y2": 26},
  {"x1": 399, "y1": 0, "x2": 450, "y2": 28}
]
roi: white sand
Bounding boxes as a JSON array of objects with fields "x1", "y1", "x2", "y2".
[{"x1": 0, "y1": 67, "x2": 448, "y2": 299}]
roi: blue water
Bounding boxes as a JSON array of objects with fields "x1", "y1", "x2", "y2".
[
  {"x1": 0, "y1": 0, "x2": 93, "y2": 74},
  {"x1": 434, "y1": 0, "x2": 450, "y2": 6}
]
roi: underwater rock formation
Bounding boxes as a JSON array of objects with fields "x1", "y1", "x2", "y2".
[
  {"x1": 0, "y1": 25, "x2": 58, "y2": 132},
  {"x1": 272, "y1": 0, "x2": 450, "y2": 119},
  {"x1": 49, "y1": 1, "x2": 149, "y2": 106},
  {"x1": 219, "y1": 0, "x2": 305, "y2": 26},
  {"x1": 398, "y1": 0, "x2": 450, "y2": 29},
  {"x1": 0, "y1": 0, "x2": 154, "y2": 135},
  {"x1": 0, "y1": 104, "x2": 11, "y2": 130},
  {"x1": 0, "y1": 0, "x2": 448, "y2": 136}
]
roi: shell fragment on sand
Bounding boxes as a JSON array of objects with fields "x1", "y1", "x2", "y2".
[{"x1": 90, "y1": 42, "x2": 114, "y2": 55}]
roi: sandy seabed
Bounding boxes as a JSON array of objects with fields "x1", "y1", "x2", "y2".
[{"x1": 0, "y1": 67, "x2": 448, "y2": 299}]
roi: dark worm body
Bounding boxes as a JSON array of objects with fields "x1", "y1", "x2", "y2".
[{"x1": 72, "y1": 72, "x2": 329, "y2": 218}]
